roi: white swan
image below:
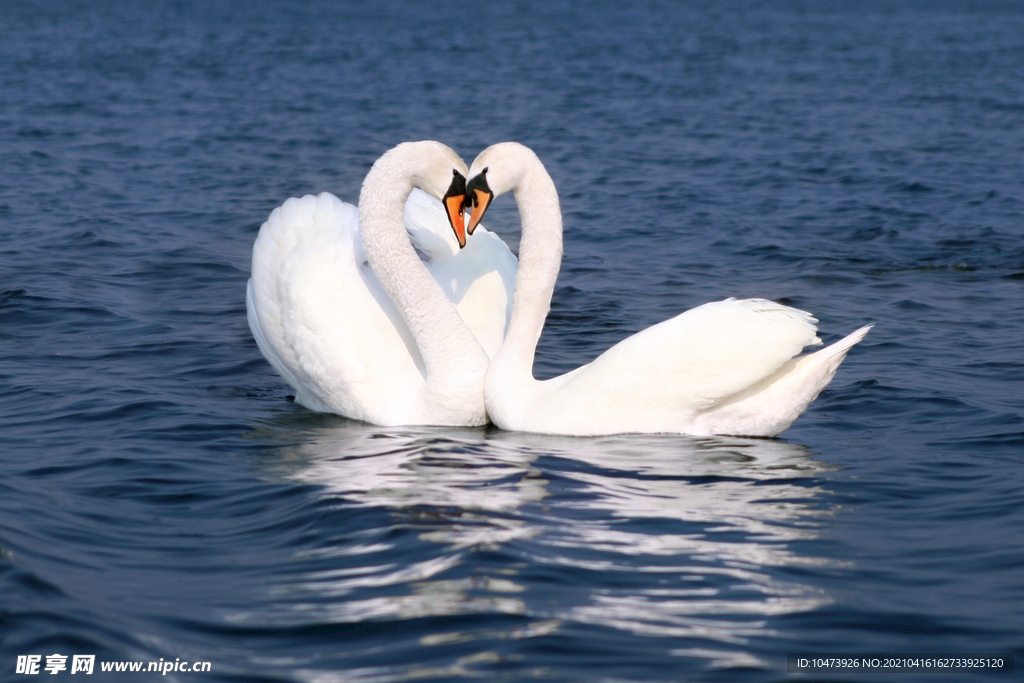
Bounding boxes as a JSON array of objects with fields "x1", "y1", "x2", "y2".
[
  {"x1": 464, "y1": 142, "x2": 871, "y2": 437},
  {"x1": 246, "y1": 141, "x2": 517, "y2": 426}
]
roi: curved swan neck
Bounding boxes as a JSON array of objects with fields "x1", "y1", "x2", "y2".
[
  {"x1": 358, "y1": 145, "x2": 486, "y2": 394},
  {"x1": 494, "y1": 157, "x2": 563, "y2": 381}
]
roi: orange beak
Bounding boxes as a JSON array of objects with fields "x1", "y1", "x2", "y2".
[
  {"x1": 467, "y1": 188, "x2": 493, "y2": 235},
  {"x1": 444, "y1": 193, "x2": 468, "y2": 248},
  {"x1": 442, "y1": 169, "x2": 469, "y2": 249}
]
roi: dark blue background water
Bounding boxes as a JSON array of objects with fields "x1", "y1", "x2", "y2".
[{"x1": 2, "y1": 1, "x2": 1022, "y2": 681}]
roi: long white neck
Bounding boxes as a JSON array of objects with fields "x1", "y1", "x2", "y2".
[
  {"x1": 489, "y1": 158, "x2": 563, "y2": 388},
  {"x1": 358, "y1": 146, "x2": 487, "y2": 412}
]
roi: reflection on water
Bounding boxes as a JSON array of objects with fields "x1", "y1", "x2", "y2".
[
  {"x1": 243, "y1": 419, "x2": 841, "y2": 675},
  {"x1": 283, "y1": 427, "x2": 548, "y2": 513}
]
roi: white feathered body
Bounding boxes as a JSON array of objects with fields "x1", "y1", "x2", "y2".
[
  {"x1": 246, "y1": 189, "x2": 516, "y2": 425},
  {"x1": 486, "y1": 297, "x2": 871, "y2": 437}
]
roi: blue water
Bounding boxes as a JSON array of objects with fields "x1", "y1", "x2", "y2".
[{"x1": 2, "y1": 1, "x2": 1023, "y2": 681}]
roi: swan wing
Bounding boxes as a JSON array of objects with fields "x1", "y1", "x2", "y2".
[
  {"x1": 404, "y1": 188, "x2": 517, "y2": 358},
  {"x1": 693, "y1": 323, "x2": 872, "y2": 436},
  {"x1": 247, "y1": 193, "x2": 424, "y2": 422},
  {"x1": 544, "y1": 298, "x2": 824, "y2": 433}
]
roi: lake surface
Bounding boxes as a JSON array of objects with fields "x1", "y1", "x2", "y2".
[{"x1": 1, "y1": 0, "x2": 1022, "y2": 681}]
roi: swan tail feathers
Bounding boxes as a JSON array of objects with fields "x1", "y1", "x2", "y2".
[
  {"x1": 695, "y1": 323, "x2": 872, "y2": 437},
  {"x1": 821, "y1": 323, "x2": 874, "y2": 359}
]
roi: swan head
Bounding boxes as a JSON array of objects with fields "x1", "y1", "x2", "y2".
[
  {"x1": 466, "y1": 142, "x2": 540, "y2": 234},
  {"x1": 363, "y1": 141, "x2": 471, "y2": 248}
]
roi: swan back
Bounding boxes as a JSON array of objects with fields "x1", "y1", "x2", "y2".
[{"x1": 248, "y1": 192, "x2": 424, "y2": 419}]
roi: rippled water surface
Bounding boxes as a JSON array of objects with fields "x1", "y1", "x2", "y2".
[{"x1": 2, "y1": 1, "x2": 1023, "y2": 681}]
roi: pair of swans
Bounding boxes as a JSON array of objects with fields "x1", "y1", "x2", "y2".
[{"x1": 247, "y1": 141, "x2": 870, "y2": 436}]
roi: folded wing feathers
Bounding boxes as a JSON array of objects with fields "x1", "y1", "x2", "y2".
[
  {"x1": 677, "y1": 298, "x2": 823, "y2": 405},
  {"x1": 248, "y1": 193, "x2": 362, "y2": 410},
  {"x1": 570, "y1": 297, "x2": 824, "y2": 415}
]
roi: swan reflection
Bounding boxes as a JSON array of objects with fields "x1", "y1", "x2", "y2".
[{"x1": 249, "y1": 418, "x2": 840, "y2": 672}]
